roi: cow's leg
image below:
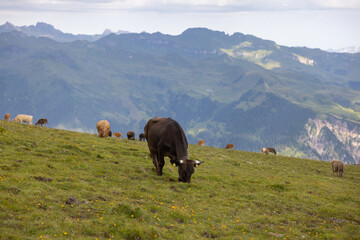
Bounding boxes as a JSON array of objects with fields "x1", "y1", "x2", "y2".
[
  {"x1": 150, "y1": 152, "x2": 161, "y2": 175},
  {"x1": 155, "y1": 138, "x2": 168, "y2": 176},
  {"x1": 157, "y1": 151, "x2": 165, "y2": 176}
]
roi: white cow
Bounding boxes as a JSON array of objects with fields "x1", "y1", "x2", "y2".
[{"x1": 12, "y1": 114, "x2": 33, "y2": 125}]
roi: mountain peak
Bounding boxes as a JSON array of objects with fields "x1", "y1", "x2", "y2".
[
  {"x1": 0, "y1": 21, "x2": 18, "y2": 32},
  {"x1": 35, "y1": 22, "x2": 56, "y2": 31},
  {"x1": 4, "y1": 21, "x2": 15, "y2": 27},
  {"x1": 100, "y1": 29, "x2": 129, "y2": 36},
  {"x1": 181, "y1": 27, "x2": 226, "y2": 37},
  {"x1": 102, "y1": 29, "x2": 113, "y2": 35}
]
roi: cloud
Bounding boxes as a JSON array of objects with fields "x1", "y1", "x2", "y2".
[{"x1": 1, "y1": 0, "x2": 360, "y2": 13}]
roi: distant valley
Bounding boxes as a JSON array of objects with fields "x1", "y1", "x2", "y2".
[{"x1": 1, "y1": 22, "x2": 359, "y2": 164}]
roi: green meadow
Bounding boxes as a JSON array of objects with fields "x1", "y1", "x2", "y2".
[{"x1": 0, "y1": 121, "x2": 359, "y2": 240}]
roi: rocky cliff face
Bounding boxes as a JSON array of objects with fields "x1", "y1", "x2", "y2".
[{"x1": 299, "y1": 117, "x2": 360, "y2": 164}]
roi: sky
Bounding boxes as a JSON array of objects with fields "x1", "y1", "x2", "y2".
[{"x1": 1, "y1": 0, "x2": 360, "y2": 50}]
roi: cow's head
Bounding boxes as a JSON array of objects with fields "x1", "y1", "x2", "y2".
[
  {"x1": 170, "y1": 159, "x2": 204, "y2": 183},
  {"x1": 108, "y1": 130, "x2": 112, "y2": 137}
]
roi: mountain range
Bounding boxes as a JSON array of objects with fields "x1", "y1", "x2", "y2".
[
  {"x1": 0, "y1": 22, "x2": 129, "y2": 42},
  {"x1": 0, "y1": 22, "x2": 359, "y2": 164}
]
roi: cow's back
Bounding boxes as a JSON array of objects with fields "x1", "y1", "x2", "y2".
[
  {"x1": 145, "y1": 117, "x2": 165, "y2": 137},
  {"x1": 145, "y1": 118, "x2": 173, "y2": 146},
  {"x1": 145, "y1": 117, "x2": 188, "y2": 156}
]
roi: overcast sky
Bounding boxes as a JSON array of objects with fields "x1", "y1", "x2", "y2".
[{"x1": 1, "y1": 0, "x2": 360, "y2": 50}]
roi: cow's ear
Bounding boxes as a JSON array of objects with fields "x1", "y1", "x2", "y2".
[{"x1": 193, "y1": 160, "x2": 204, "y2": 167}]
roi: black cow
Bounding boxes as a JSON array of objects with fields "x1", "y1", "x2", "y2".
[
  {"x1": 144, "y1": 117, "x2": 204, "y2": 183},
  {"x1": 139, "y1": 133, "x2": 146, "y2": 141},
  {"x1": 127, "y1": 131, "x2": 135, "y2": 140},
  {"x1": 35, "y1": 118, "x2": 48, "y2": 127}
]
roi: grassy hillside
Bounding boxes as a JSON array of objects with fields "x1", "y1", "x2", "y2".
[{"x1": 0, "y1": 121, "x2": 359, "y2": 240}]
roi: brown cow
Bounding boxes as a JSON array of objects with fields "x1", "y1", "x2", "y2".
[
  {"x1": 139, "y1": 133, "x2": 146, "y2": 141},
  {"x1": 96, "y1": 120, "x2": 112, "y2": 137},
  {"x1": 127, "y1": 131, "x2": 135, "y2": 140},
  {"x1": 144, "y1": 117, "x2": 204, "y2": 183},
  {"x1": 4, "y1": 113, "x2": 10, "y2": 121},
  {"x1": 331, "y1": 160, "x2": 345, "y2": 178},
  {"x1": 35, "y1": 118, "x2": 48, "y2": 127},
  {"x1": 261, "y1": 147, "x2": 276, "y2": 155},
  {"x1": 225, "y1": 144, "x2": 234, "y2": 149},
  {"x1": 113, "y1": 132, "x2": 122, "y2": 138},
  {"x1": 197, "y1": 139, "x2": 205, "y2": 146}
]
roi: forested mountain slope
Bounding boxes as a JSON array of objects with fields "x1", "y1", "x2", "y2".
[{"x1": 1, "y1": 26, "x2": 359, "y2": 163}]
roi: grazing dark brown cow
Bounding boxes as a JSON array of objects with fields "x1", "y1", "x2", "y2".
[
  {"x1": 225, "y1": 144, "x2": 234, "y2": 149},
  {"x1": 268, "y1": 148, "x2": 277, "y2": 155},
  {"x1": 197, "y1": 139, "x2": 205, "y2": 146},
  {"x1": 144, "y1": 117, "x2": 204, "y2": 183},
  {"x1": 139, "y1": 133, "x2": 146, "y2": 141},
  {"x1": 35, "y1": 118, "x2": 48, "y2": 127},
  {"x1": 262, "y1": 147, "x2": 276, "y2": 155},
  {"x1": 127, "y1": 131, "x2": 135, "y2": 140}
]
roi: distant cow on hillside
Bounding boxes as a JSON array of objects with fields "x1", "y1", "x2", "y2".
[
  {"x1": 13, "y1": 114, "x2": 33, "y2": 125},
  {"x1": 139, "y1": 133, "x2": 146, "y2": 141},
  {"x1": 261, "y1": 147, "x2": 276, "y2": 155},
  {"x1": 127, "y1": 131, "x2": 135, "y2": 140},
  {"x1": 96, "y1": 120, "x2": 112, "y2": 137},
  {"x1": 331, "y1": 160, "x2": 345, "y2": 178},
  {"x1": 113, "y1": 132, "x2": 122, "y2": 138},
  {"x1": 4, "y1": 113, "x2": 10, "y2": 121},
  {"x1": 35, "y1": 118, "x2": 48, "y2": 127},
  {"x1": 197, "y1": 140, "x2": 205, "y2": 146},
  {"x1": 225, "y1": 144, "x2": 234, "y2": 149},
  {"x1": 144, "y1": 117, "x2": 204, "y2": 183}
]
